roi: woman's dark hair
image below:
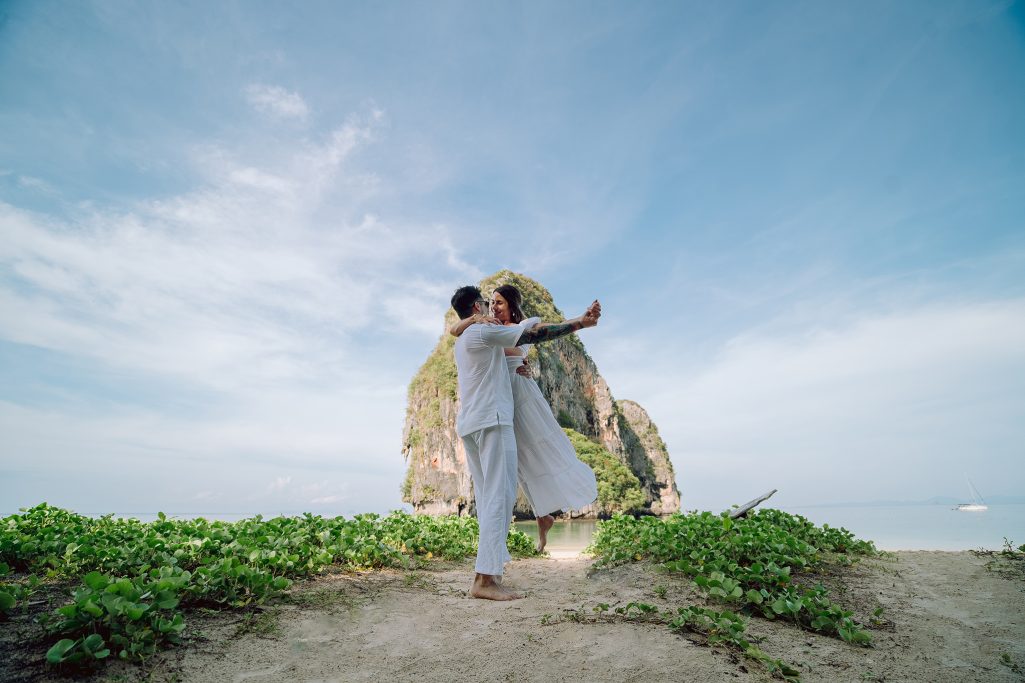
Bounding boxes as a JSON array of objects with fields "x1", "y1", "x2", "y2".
[
  {"x1": 493, "y1": 285, "x2": 525, "y2": 324},
  {"x1": 451, "y1": 285, "x2": 482, "y2": 319}
]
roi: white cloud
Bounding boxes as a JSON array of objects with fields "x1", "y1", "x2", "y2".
[
  {"x1": 267, "y1": 476, "x2": 292, "y2": 493},
  {"x1": 591, "y1": 299, "x2": 1025, "y2": 508},
  {"x1": 244, "y1": 84, "x2": 309, "y2": 121},
  {"x1": 0, "y1": 107, "x2": 467, "y2": 393},
  {"x1": 16, "y1": 175, "x2": 56, "y2": 193},
  {"x1": 0, "y1": 102, "x2": 475, "y2": 514}
]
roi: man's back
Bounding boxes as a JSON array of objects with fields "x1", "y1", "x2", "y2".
[{"x1": 454, "y1": 322, "x2": 524, "y2": 437}]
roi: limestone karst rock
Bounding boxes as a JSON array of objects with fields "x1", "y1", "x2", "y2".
[{"x1": 401, "y1": 271, "x2": 680, "y2": 518}]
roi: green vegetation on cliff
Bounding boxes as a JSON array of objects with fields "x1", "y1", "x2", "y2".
[
  {"x1": 400, "y1": 465, "x2": 414, "y2": 501},
  {"x1": 408, "y1": 330, "x2": 457, "y2": 404},
  {"x1": 564, "y1": 428, "x2": 646, "y2": 514},
  {"x1": 404, "y1": 325, "x2": 457, "y2": 502}
]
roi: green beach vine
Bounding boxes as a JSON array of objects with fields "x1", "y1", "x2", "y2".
[
  {"x1": 585, "y1": 508, "x2": 879, "y2": 679},
  {"x1": 1, "y1": 504, "x2": 537, "y2": 670}
]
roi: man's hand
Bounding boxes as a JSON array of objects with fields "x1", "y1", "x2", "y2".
[
  {"x1": 516, "y1": 299, "x2": 601, "y2": 345},
  {"x1": 515, "y1": 359, "x2": 532, "y2": 378},
  {"x1": 578, "y1": 300, "x2": 601, "y2": 329}
]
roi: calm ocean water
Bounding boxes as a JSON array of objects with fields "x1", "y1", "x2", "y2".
[
  {"x1": 778, "y1": 503, "x2": 1025, "y2": 551},
  {"x1": 515, "y1": 503, "x2": 1025, "y2": 554}
]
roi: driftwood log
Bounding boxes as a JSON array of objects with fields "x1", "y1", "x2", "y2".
[{"x1": 728, "y1": 489, "x2": 778, "y2": 519}]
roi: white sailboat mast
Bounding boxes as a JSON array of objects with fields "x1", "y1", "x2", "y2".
[{"x1": 966, "y1": 477, "x2": 986, "y2": 506}]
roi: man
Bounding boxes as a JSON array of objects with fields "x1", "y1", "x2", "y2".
[{"x1": 449, "y1": 285, "x2": 600, "y2": 600}]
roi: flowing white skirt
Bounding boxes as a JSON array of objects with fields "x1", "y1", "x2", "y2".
[{"x1": 507, "y1": 355, "x2": 598, "y2": 517}]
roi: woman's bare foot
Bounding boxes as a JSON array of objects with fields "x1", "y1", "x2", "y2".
[
  {"x1": 536, "y1": 515, "x2": 555, "y2": 553},
  {"x1": 470, "y1": 574, "x2": 522, "y2": 601}
]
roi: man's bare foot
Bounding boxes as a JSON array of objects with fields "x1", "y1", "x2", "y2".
[
  {"x1": 470, "y1": 574, "x2": 522, "y2": 601},
  {"x1": 536, "y1": 515, "x2": 555, "y2": 553}
]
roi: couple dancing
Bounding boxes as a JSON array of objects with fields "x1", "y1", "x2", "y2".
[{"x1": 449, "y1": 283, "x2": 601, "y2": 601}]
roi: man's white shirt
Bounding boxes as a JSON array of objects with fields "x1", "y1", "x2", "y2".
[{"x1": 454, "y1": 320, "x2": 533, "y2": 437}]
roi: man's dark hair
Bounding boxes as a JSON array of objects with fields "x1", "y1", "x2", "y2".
[{"x1": 451, "y1": 285, "x2": 482, "y2": 320}]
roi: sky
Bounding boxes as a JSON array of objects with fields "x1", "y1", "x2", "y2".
[{"x1": 1, "y1": 0, "x2": 1023, "y2": 516}]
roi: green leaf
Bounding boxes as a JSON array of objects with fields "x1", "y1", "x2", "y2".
[
  {"x1": 83, "y1": 571, "x2": 108, "y2": 590},
  {"x1": 156, "y1": 591, "x2": 179, "y2": 609},
  {"x1": 0, "y1": 591, "x2": 15, "y2": 611},
  {"x1": 82, "y1": 599, "x2": 103, "y2": 618},
  {"x1": 46, "y1": 638, "x2": 77, "y2": 664},
  {"x1": 125, "y1": 603, "x2": 147, "y2": 621},
  {"x1": 83, "y1": 633, "x2": 104, "y2": 653},
  {"x1": 745, "y1": 589, "x2": 763, "y2": 604}
]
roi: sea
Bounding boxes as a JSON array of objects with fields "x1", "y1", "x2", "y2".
[{"x1": 515, "y1": 503, "x2": 1025, "y2": 555}]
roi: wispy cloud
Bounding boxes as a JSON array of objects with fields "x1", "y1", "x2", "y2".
[
  {"x1": 244, "y1": 84, "x2": 309, "y2": 121},
  {"x1": 267, "y1": 476, "x2": 292, "y2": 493},
  {"x1": 0, "y1": 105, "x2": 460, "y2": 393},
  {"x1": 592, "y1": 298, "x2": 1025, "y2": 508},
  {"x1": 0, "y1": 99, "x2": 471, "y2": 513}
]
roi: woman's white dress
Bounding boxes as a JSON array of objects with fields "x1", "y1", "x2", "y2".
[{"x1": 507, "y1": 318, "x2": 598, "y2": 517}]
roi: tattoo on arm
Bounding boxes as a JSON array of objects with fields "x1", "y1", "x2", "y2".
[{"x1": 516, "y1": 320, "x2": 580, "y2": 345}]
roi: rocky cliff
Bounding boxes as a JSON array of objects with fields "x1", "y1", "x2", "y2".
[{"x1": 401, "y1": 271, "x2": 680, "y2": 518}]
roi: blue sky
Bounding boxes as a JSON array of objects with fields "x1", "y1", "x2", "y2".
[{"x1": 1, "y1": 0, "x2": 1023, "y2": 515}]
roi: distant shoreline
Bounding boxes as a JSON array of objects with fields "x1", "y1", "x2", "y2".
[{"x1": 786, "y1": 497, "x2": 1025, "y2": 508}]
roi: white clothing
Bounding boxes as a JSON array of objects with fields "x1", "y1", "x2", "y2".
[
  {"x1": 454, "y1": 315, "x2": 530, "y2": 576},
  {"x1": 506, "y1": 319, "x2": 598, "y2": 516},
  {"x1": 454, "y1": 321, "x2": 531, "y2": 437},
  {"x1": 461, "y1": 425, "x2": 517, "y2": 576}
]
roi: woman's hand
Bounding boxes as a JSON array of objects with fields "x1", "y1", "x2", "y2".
[{"x1": 449, "y1": 313, "x2": 502, "y2": 337}]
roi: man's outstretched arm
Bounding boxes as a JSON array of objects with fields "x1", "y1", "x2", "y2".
[
  {"x1": 516, "y1": 320, "x2": 581, "y2": 345},
  {"x1": 515, "y1": 300, "x2": 600, "y2": 345}
]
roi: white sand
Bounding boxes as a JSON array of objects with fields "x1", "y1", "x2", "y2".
[{"x1": 15, "y1": 550, "x2": 1025, "y2": 682}]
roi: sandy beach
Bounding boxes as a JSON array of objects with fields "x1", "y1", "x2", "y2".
[{"x1": 4, "y1": 549, "x2": 1022, "y2": 683}]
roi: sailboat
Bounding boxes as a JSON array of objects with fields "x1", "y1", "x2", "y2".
[{"x1": 956, "y1": 477, "x2": 988, "y2": 512}]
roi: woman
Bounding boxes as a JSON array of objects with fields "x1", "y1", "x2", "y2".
[{"x1": 450, "y1": 284, "x2": 599, "y2": 552}]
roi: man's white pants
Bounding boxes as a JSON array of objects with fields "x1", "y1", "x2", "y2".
[{"x1": 462, "y1": 424, "x2": 518, "y2": 576}]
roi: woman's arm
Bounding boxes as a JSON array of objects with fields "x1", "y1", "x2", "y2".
[{"x1": 448, "y1": 313, "x2": 500, "y2": 337}]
